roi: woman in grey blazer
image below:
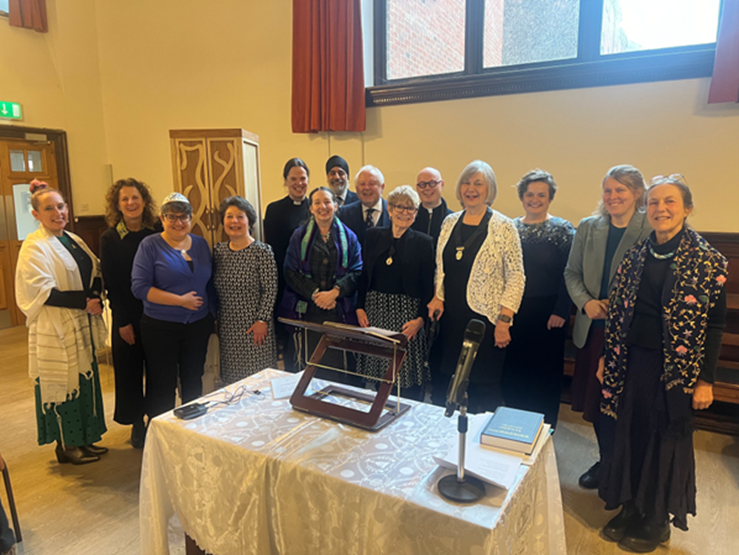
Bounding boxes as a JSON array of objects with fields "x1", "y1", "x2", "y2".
[{"x1": 564, "y1": 165, "x2": 651, "y2": 490}]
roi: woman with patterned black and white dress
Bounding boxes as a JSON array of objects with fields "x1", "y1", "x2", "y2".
[
  {"x1": 355, "y1": 185, "x2": 435, "y2": 400},
  {"x1": 214, "y1": 196, "x2": 277, "y2": 383},
  {"x1": 427, "y1": 161, "x2": 525, "y2": 414}
]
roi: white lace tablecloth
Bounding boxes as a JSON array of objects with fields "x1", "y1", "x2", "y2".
[{"x1": 140, "y1": 369, "x2": 566, "y2": 555}]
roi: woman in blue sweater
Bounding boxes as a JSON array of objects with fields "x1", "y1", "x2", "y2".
[{"x1": 132, "y1": 193, "x2": 216, "y2": 419}]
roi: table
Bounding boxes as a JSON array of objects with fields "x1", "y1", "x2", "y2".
[{"x1": 140, "y1": 370, "x2": 567, "y2": 555}]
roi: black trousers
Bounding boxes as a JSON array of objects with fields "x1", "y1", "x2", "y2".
[
  {"x1": 111, "y1": 316, "x2": 146, "y2": 425},
  {"x1": 140, "y1": 313, "x2": 214, "y2": 419}
]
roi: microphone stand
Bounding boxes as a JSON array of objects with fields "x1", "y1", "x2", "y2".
[{"x1": 437, "y1": 392, "x2": 485, "y2": 503}]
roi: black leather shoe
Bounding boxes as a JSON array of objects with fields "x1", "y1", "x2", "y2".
[
  {"x1": 131, "y1": 421, "x2": 146, "y2": 449},
  {"x1": 602, "y1": 502, "x2": 642, "y2": 542},
  {"x1": 55, "y1": 445, "x2": 100, "y2": 465},
  {"x1": 619, "y1": 520, "x2": 670, "y2": 553},
  {"x1": 578, "y1": 461, "x2": 601, "y2": 489},
  {"x1": 81, "y1": 444, "x2": 109, "y2": 456}
]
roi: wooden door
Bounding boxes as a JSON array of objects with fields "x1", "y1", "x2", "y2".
[
  {"x1": 171, "y1": 129, "x2": 262, "y2": 249},
  {"x1": 0, "y1": 138, "x2": 59, "y2": 328},
  {"x1": 171, "y1": 137, "x2": 215, "y2": 246},
  {"x1": 207, "y1": 136, "x2": 243, "y2": 245}
]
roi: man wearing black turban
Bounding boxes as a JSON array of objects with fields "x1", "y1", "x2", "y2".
[{"x1": 326, "y1": 155, "x2": 358, "y2": 207}]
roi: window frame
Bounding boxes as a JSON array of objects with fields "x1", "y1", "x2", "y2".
[
  {"x1": 368, "y1": 0, "x2": 720, "y2": 107},
  {"x1": 0, "y1": 0, "x2": 8, "y2": 18}
]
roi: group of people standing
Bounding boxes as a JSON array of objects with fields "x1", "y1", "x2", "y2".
[
  {"x1": 13, "y1": 154, "x2": 727, "y2": 553},
  {"x1": 261, "y1": 156, "x2": 727, "y2": 552},
  {"x1": 15, "y1": 179, "x2": 276, "y2": 461}
]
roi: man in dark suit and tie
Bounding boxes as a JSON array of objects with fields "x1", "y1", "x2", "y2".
[
  {"x1": 326, "y1": 155, "x2": 359, "y2": 207},
  {"x1": 337, "y1": 165, "x2": 390, "y2": 245}
]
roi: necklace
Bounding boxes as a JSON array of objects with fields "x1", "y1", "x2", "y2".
[
  {"x1": 386, "y1": 241, "x2": 396, "y2": 265},
  {"x1": 453, "y1": 208, "x2": 492, "y2": 261},
  {"x1": 648, "y1": 245, "x2": 675, "y2": 260},
  {"x1": 648, "y1": 232, "x2": 680, "y2": 260},
  {"x1": 322, "y1": 232, "x2": 331, "y2": 242}
]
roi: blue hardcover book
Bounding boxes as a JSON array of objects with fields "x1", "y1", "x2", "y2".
[{"x1": 480, "y1": 407, "x2": 544, "y2": 454}]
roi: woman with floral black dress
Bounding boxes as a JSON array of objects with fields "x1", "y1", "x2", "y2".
[{"x1": 597, "y1": 176, "x2": 727, "y2": 552}]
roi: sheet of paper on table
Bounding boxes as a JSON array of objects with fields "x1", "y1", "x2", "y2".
[
  {"x1": 271, "y1": 371, "x2": 309, "y2": 400},
  {"x1": 433, "y1": 414, "x2": 522, "y2": 490}
]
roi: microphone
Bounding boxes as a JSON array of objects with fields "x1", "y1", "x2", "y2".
[{"x1": 445, "y1": 319, "x2": 486, "y2": 417}]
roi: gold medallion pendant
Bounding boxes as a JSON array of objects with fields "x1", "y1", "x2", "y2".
[
  {"x1": 386, "y1": 257, "x2": 393, "y2": 266},
  {"x1": 455, "y1": 248, "x2": 464, "y2": 260}
]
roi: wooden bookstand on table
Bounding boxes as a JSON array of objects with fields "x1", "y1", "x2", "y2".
[{"x1": 279, "y1": 318, "x2": 411, "y2": 431}]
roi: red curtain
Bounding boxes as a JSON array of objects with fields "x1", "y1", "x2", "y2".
[
  {"x1": 8, "y1": 0, "x2": 48, "y2": 33},
  {"x1": 292, "y1": 0, "x2": 366, "y2": 133},
  {"x1": 708, "y1": 0, "x2": 739, "y2": 103}
]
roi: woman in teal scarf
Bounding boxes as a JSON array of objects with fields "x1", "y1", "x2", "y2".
[{"x1": 279, "y1": 187, "x2": 362, "y2": 380}]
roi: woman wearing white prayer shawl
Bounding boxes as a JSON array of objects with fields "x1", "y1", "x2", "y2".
[{"x1": 15, "y1": 181, "x2": 108, "y2": 465}]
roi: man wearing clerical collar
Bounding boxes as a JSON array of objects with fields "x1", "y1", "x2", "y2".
[
  {"x1": 411, "y1": 166, "x2": 452, "y2": 243},
  {"x1": 325, "y1": 155, "x2": 358, "y2": 207}
]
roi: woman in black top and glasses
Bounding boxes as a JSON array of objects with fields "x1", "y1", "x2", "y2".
[{"x1": 356, "y1": 185, "x2": 435, "y2": 400}]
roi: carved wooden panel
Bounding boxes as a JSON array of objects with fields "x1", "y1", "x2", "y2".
[
  {"x1": 170, "y1": 130, "x2": 262, "y2": 249},
  {"x1": 207, "y1": 138, "x2": 239, "y2": 245},
  {"x1": 171, "y1": 139, "x2": 210, "y2": 244}
]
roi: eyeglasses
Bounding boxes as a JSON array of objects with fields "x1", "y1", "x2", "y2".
[
  {"x1": 650, "y1": 174, "x2": 687, "y2": 186},
  {"x1": 390, "y1": 204, "x2": 418, "y2": 214},
  {"x1": 163, "y1": 213, "x2": 192, "y2": 223},
  {"x1": 416, "y1": 180, "x2": 440, "y2": 189}
]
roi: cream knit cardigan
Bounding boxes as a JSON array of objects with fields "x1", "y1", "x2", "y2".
[{"x1": 435, "y1": 210, "x2": 525, "y2": 325}]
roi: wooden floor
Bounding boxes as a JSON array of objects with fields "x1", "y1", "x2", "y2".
[{"x1": 1, "y1": 326, "x2": 738, "y2": 555}]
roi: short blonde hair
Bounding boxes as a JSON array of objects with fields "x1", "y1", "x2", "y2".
[
  {"x1": 455, "y1": 160, "x2": 497, "y2": 206},
  {"x1": 387, "y1": 185, "x2": 420, "y2": 209}
]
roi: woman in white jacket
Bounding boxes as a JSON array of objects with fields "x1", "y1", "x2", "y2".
[
  {"x1": 15, "y1": 181, "x2": 108, "y2": 465},
  {"x1": 427, "y1": 161, "x2": 525, "y2": 413}
]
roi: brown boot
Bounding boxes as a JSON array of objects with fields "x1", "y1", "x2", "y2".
[{"x1": 55, "y1": 444, "x2": 99, "y2": 465}]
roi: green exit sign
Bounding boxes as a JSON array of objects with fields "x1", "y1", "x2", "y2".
[{"x1": 0, "y1": 101, "x2": 23, "y2": 120}]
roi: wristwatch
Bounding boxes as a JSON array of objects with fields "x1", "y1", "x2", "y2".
[{"x1": 497, "y1": 314, "x2": 513, "y2": 324}]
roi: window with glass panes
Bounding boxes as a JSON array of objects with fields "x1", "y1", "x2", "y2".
[{"x1": 372, "y1": 0, "x2": 722, "y2": 106}]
